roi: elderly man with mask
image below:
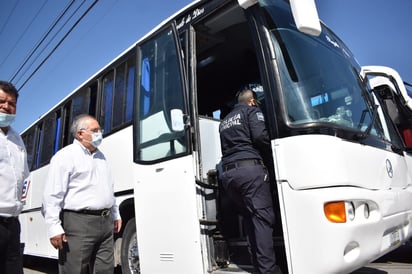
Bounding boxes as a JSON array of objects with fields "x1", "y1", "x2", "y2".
[{"x1": 42, "y1": 114, "x2": 122, "y2": 274}]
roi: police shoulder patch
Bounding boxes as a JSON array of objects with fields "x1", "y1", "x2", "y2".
[{"x1": 256, "y1": 112, "x2": 265, "y2": 121}]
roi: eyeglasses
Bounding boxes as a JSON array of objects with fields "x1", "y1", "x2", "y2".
[{"x1": 80, "y1": 128, "x2": 103, "y2": 134}]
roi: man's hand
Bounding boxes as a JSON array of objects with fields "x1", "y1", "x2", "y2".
[
  {"x1": 50, "y1": 234, "x2": 67, "y2": 249},
  {"x1": 114, "y1": 219, "x2": 122, "y2": 233}
]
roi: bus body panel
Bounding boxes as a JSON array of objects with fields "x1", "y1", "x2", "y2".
[
  {"x1": 99, "y1": 126, "x2": 134, "y2": 192},
  {"x1": 274, "y1": 134, "x2": 411, "y2": 191},
  {"x1": 278, "y1": 182, "x2": 412, "y2": 274},
  {"x1": 20, "y1": 166, "x2": 58, "y2": 258},
  {"x1": 133, "y1": 155, "x2": 204, "y2": 274},
  {"x1": 274, "y1": 136, "x2": 412, "y2": 273},
  {"x1": 19, "y1": 209, "x2": 57, "y2": 258}
]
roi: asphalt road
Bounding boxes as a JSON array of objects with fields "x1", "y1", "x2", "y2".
[
  {"x1": 351, "y1": 243, "x2": 412, "y2": 274},
  {"x1": 24, "y1": 244, "x2": 412, "y2": 274}
]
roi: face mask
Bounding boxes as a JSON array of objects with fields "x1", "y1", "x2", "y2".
[
  {"x1": 0, "y1": 112, "x2": 16, "y2": 127},
  {"x1": 89, "y1": 132, "x2": 103, "y2": 148}
]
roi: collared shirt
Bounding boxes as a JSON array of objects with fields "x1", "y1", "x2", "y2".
[
  {"x1": 0, "y1": 127, "x2": 30, "y2": 217},
  {"x1": 42, "y1": 139, "x2": 120, "y2": 238}
]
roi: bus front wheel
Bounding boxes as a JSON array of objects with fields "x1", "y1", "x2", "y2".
[{"x1": 121, "y1": 217, "x2": 140, "y2": 274}]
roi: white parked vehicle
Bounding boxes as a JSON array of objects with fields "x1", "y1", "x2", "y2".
[{"x1": 18, "y1": 1, "x2": 412, "y2": 274}]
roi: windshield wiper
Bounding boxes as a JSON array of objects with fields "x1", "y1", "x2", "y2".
[{"x1": 355, "y1": 104, "x2": 379, "y2": 140}]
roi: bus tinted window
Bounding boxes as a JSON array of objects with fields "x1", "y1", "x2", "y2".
[
  {"x1": 72, "y1": 88, "x2": 91, "y2": 119},
  {"x1": 54, "y1": 115, "x2": 61, "y2": 153},
  {"x1": 35, "y1": 126, "x2": 43, "y2": 168},
  {"x1": 112, "y1": 56, "x2": 136, "y2": 128},
  {"x1": 102, "y1": 71, "x2": 114, "y2": 133},
  {"x1": 38, "y1": 113, "x2": 57, "y2": 167},
  {"x1": 23, "y1": 128, "x2": 37, "y2": 171},
  {"x1": 113, "y1": 65, "x2": 126, "y2": 128},
  {"x1": 63, "y1": 101, "x2": 73, "y2": 146},
  {"x1": 126, "y1": 61, "x2": 135, "y2": 122},
  {"x1": 137, "y1": 27, "x2": 188, "y2": 162}
]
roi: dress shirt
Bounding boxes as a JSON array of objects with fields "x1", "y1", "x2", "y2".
[
  {"x1": 0, "y1": 127, "x2": 29, "y2": 217},
  {"x1": 42, "y1": 139, "x2": 120, "y2": 238}
]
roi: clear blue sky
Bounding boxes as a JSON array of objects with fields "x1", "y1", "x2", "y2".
[{"x1": 0, "y1": 0, "x2": 410, "y2": 133}]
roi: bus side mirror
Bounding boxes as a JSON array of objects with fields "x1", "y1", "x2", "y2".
[
  {"x1": 171, "y1": 109, "x2": 185, "y2": 132},
  {"x1": 290, "y1": 0, "x2": 321, "y2": 36}
]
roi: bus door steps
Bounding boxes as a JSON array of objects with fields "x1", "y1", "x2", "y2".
[{"x1": 212, "y1": 263, "x2": 255, "y2": 273}]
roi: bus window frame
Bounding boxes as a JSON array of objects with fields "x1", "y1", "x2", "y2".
[{"x1": 133, "y1": 22, "x2": 190, "y2": 165}]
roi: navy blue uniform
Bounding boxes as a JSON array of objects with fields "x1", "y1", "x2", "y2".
[{"x1": 219, "y1": 103, "x2": 279, "y2": 274}]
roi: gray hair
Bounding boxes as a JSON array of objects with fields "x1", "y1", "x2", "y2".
[{"x1": 70, "y1": 114, "x2": 96, "y2": 139}]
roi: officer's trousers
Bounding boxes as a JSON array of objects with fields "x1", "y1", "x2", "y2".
[{"x1": 221, "y1": 163, "x2": 277, "y2": 274}]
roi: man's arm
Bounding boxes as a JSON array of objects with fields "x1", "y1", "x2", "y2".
[{"x1": 42, "y1": 155, "x2": 68, "y2": 247}]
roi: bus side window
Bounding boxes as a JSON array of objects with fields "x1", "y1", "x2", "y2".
[
  {"x1": 113, "y1": 65, "x2": 126, "y2": 128},
  {"x1": 62, "y1": 101, "x2": 73, "y2": 146},
  {"x1": 72, "y1": 88, "x2": 91, "y2": 119},
  {"x1": 35, "y1": 124, "x2": 43, "y2": 169},
  {"x1": 112, "y1": 56, "x2": 136, "y2": 128},
  {"x1": 136, "y1": 26, "x2": 188, "y2": 162},
  {"x1": 102, "y1": 71, "x2": 114, "y2": 133},
  {"x1": 125, "y1": 59, "x2": 136, "y2": 122},
  {"x1": 54, "y1": 111, "x2": 62, "y2": 154},
  {"x1": 140, "y1": 57, "x2": 152, "y2": 117},
  {"x1": 22, "y1": 128, "x2": 38, "y2": 171},
  {"x1": 38, "y1": 113, "x2": 58, "y2": 167}
]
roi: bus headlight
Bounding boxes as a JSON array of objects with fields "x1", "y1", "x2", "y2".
[
  {"x1": 364, "y1": 203, "x2": 370, "y2": 219},
  {"x1": 347, "y1": 202, "x2": 355, "y2": 221}
]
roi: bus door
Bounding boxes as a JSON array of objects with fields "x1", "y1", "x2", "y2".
[
  {"x1": 363, "y1": 69, "x2": 412, "y2": 187},
  {"x1": 186, "y1": 1, "x2": 285, "y2": 271},
  {"x1": 133, "y1": 23, "x2": 204, "y2": 274}
]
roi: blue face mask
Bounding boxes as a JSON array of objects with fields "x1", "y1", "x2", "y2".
[{"x1": 0, "y1": 112, "x2": 16, "y2": 127}]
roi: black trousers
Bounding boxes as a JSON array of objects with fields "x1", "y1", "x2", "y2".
[
  {"x1": 221, "y1": 163, "x2": 277, "y2": 274},
  {"x1": 0, "y1": 217, "x2": 23, "y2": 274},
  {"x1": 59, "y1": 211, "x2": 114, "y2": 274}
]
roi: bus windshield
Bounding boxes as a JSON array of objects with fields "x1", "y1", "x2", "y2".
[{"x1": 262, "y1": 0, "x2": 385, "y2": 137}]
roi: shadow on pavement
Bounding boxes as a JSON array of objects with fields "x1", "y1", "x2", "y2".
[{"x1": 23, "y1": 256, "x2": 123, "y2": 274}]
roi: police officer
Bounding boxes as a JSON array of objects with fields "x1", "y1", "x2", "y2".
[{"x1": 219, "y1": 88, "x2": 281, "y2": 274}]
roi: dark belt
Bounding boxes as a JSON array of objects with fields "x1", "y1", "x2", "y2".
[
  {"x1": 63, "y1": 208, "x2": 111, "y2": 216},
  {"x1": 223, "y1": 159, "x2": 263, "y2": 172},
  {"x1": 0, "y1": 216, "x2": 18, "y2": 223}
]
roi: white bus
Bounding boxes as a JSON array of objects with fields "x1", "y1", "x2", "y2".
[{"x1": 19, "y1": 0, "x2": 412, "y2": 273}]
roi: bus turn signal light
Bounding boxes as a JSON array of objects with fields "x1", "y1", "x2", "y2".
[{"x1": 324, "y1": 201, "x2": 347, "y2": 223}]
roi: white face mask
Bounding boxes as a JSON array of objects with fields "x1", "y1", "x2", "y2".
[
  {"x1": 89, "y1": 132, "x2": 103, "y2": 148},
  {"x1": 0, "y1": 112, "x2": 15, "y2": 127}
]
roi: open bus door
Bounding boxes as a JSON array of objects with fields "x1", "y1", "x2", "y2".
[
  {"x1": 133, "y1": 21, "x2": 205, "y2": 274},
  {"x1": 362, "y1": 66, "x2": 412, "y2": 186}
]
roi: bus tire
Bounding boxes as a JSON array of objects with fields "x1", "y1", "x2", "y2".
[{"x1": 121, "y1": 217, "x2": 140, "y2": 274}]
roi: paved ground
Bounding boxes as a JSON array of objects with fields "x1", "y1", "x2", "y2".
[
  {"x1": 351, "y1": 243, "x2": 412, "y2": 274},
  {"x1": 24, "y1": 243, "x2": 412, "y2": 274}
]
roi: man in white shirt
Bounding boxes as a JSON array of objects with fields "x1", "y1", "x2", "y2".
[
  {"x1": 0, "y1": 80, "x2": 30, "y2": 274},
  {"x1": 42, "y1": 114, "x2": 122, "y2": 273}
]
